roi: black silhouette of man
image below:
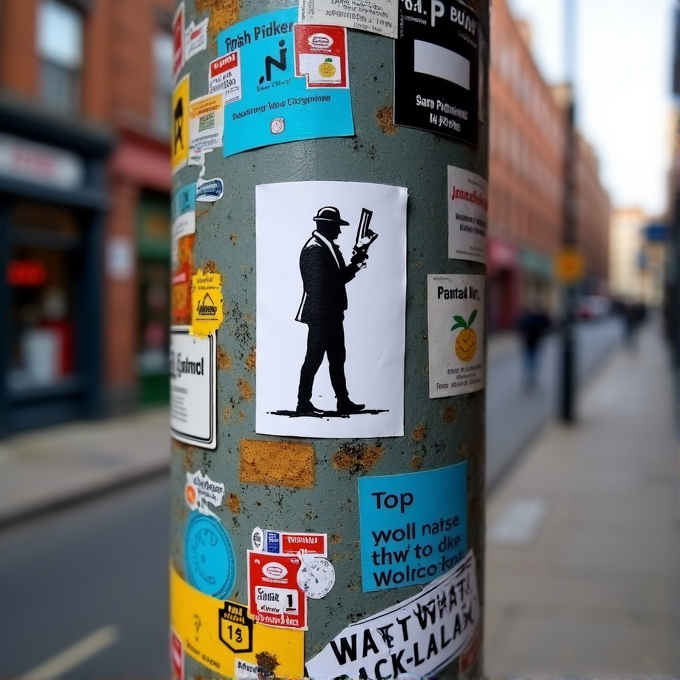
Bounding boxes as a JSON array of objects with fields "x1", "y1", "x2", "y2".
[{"x1": 295, "y1": 206, "x2": 368, "y2": 415}]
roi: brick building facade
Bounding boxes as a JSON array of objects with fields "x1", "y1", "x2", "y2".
[
  {"x1": 489, "y1": 0, "x2": 610, "y2": 330},
  {"x1": 0, "y1": 0, "x2": 173, "y2": 435}
]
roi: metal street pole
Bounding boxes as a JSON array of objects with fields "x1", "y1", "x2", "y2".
[
  {"x1": 560, "y1": 0, "x2": 577, "y2": 423},
  {"x1": 169, "y1": 1, "x2": 489, "y2": 678}
]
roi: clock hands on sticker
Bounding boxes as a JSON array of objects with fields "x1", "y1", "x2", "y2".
[{"x1": 452, "y1": 309, "x2": 478, "y2": 362}]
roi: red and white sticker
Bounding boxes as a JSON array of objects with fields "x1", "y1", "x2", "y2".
[
  {"x1": 251, "y1": 527, "x2": 327, "y2": 556},
  {"x1": 247, "y1": 551, "x2": 307, "y2": 630},
  {"x1": 294, "y1": 25, "x2": 348, "y2": 88},
  {"x1": 209, "y1": 51, "x2": 242, "y2": 104},
  {"x1": 185, "y1": 18, "x2": 208, "y2": 61},
  {"x1": 172, "y1": 3, "x2": 185, "y2": 80},
  {"x1": 170, "y1": 629, "x2": 184, "y2": 680}
]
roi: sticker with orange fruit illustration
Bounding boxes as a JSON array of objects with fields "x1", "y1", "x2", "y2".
[{"x1": 427, "y1": 274, "x2": 485, "y2": 398}]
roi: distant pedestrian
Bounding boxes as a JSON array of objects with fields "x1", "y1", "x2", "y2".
[
  {"x1": 518, "y1": 304, "x2": 551, "y2": 389},
  {"x1": 623, "y1": 301, "x2": 646, "y2": 350}
]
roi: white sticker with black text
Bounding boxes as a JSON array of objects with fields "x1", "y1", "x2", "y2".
[
  {"x1": 427, "y1": 275, "x2": 485, "y2": 398},
  {"x1": 298, "y1": 0, "x2": 398, "y2": 39},
  {"x1": 306, "y1": 550, "x2": 479, "y2": 679},
  {"x1": 170, "y1": 326, "x2": 217, "y2": 449}
]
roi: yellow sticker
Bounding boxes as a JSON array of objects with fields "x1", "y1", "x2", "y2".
[
  {"x1": 554, "y1": 247, "x2": 584, "y2": 283},
  {"x1": 170, "y1": 565, "x2": 304, "y2": 677},
  {"x1": 191, "y1": 269, "x2": 224, "y2": 337},
  {"x1": 172, "y1": 75, "x2": 190, "y2": 174}
]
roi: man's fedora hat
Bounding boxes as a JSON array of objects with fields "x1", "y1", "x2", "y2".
[{"x1": 313, "y1": 206, "x2": 349, "y2": 226}]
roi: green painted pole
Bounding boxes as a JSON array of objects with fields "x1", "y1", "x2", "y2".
[{"x1": 169, "y1": 1, "x2": 489, "y2": 678}]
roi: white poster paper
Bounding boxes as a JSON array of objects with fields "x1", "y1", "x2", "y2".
[
  {"x1": 256, "y1": 181, "x2": 407, "y2": 438},
  {"x1": 170, "y1": 327, "x2": 217, "y2": 449},
  {"x1": 447, "y1": 166, "x2": 488, "y2": 264},
  {"x1": 299, "y1": 0, "x2": 398, "y2": 39},
  {"x1": 427, "y1": 274, "x2": 485, "y2": 398},
  {"x1": 305, "y1": 550, "x2": 479, "y2": 679}
]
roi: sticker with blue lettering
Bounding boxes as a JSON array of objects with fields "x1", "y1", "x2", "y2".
[
  {"x1": 358, "y1": 463, "x2": 467, "y2": 592},
  {"x1": 184, "y1": 511, "x2": 237, "y2": 599},
  {"x1": 217, "y1": 8, "x2": 354, "y2": 157}
]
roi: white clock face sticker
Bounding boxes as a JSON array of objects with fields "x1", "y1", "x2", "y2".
[{"x1": 297, "y1": 556, "x2": 336, "y2": 599}]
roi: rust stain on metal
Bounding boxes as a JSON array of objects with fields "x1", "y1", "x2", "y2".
[
  {"x1": 330, "y1": 534, "x2": 342, "y2": 544},
  {"x1": 238, "y1": 377, "x2": 254, "y2": 401},
  {"x1": 202, "y1": 260, "x2": 218, "y2": 274},
  {"x1": 216, "y1": 346, "x2": 232, "y2": 371},
  {"x1": 222, "y1": 406, "x2": 232, "y2": 423},
  {"x1": 245, "y1": 348, "x2": 256, "y2": 372},
  {"x1": 443, "y1": 405, "x2": 458, "y2": 424},
  {"x1": 411, "y1": 423, "x2": 427, "y2": 442},
  {"x1": 195, "y1": 208, "x2": 210, "y2": 218},
  {"x1": 226, "y1": 493, "x2": 241, "y2": 513},
  {"x1": 255, "y1": 651, "x2": 280, "y2": 672},
  {"x1": 230, "y1": 232, "x2": 238, "y2": 244},
  {"x1": 195, "y1": 0, "x2": 239, "y2": 45},
  {"x1": 239, "y1": 440, "x2": 316, "y2": 488},
  {"x1": 332, "y1": 443, "x2": 384, "y2": 475},
  {"x1": 375, "y1": 106, "x2": 396, "y2": 135},
  {"x1": 411, "y1": 455, "x2": 423, "y2": 471}
]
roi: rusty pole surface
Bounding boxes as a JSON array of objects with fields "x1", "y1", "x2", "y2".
[{"x1": 170, "y1": 1, "x2": 489, "y2": 678}]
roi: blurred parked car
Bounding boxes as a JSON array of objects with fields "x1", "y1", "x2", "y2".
[{"x1": 575, "y1": 295, "x2": 611, "y2": 321}]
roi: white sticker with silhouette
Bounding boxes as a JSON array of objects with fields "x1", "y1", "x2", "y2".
[
  {"x1": 256, "y1": 181, "x2": 407, "y2": 438},
  {"x1": 447, "y1": 166, "x2": 487, "y2": 264},
  {"x1": 427, "y1": 274, "x2": 485, "y2": 398}
]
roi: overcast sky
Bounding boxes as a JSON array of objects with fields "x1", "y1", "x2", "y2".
[{"x1": 508, "y1": 0, "x2": 676, "y2": 217}]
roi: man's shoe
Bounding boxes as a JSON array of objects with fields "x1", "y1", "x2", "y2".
[
  {"x1": 337, "y1": 399, "x2": 365, "y2": 414},
  {"x1": 296, "y1": 401, "x2": 323, "y2": 415}
]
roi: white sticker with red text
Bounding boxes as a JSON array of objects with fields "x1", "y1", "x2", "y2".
[
  {"x1": 185, "y1": 19, "x2": 208, "y2": 61},
  {"x1": 209, "y1": 52, "x2": 242, "y2": 104},
  {"x1": 447, "y1": 166, "x2": 488, "y2": 265}
]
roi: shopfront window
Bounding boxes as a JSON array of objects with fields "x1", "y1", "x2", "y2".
[
  {"x1": 8, "y1": 205, "x2": 81, "y2": 391},
  {"x1": 137, "y1": 191, "x2": 171, "y2": 404}
]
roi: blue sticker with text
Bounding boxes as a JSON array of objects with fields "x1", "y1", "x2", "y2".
[
  {"x1": 358, "y1": 464, "x2": 468, "y2": 592},
  {"x1": 185, "y1": 511, "x2": 237, "y2": 599},
  {"x1": 217, "y1": 8, "x2": 354, "y2": 157}
]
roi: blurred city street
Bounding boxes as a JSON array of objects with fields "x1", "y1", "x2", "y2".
[
  {"x1": 485, "y1": 320, "x2": 679, "y2": 677},
  {"x1": 0, "y1": 0, "x2": 677, "y2": 677},
  {"x1": 1, "y1": 318, "x2": 676, "y2": 677}
]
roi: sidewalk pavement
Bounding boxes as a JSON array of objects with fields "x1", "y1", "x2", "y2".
[
  {"x1": 0, "y1": 408, "x2": 169, "y2": 528},
  {"x1": 484, "y1": 322, "x2": 680, "y2": 677}
]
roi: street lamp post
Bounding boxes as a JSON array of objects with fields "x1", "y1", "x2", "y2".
[{"x1": 560, "y1": 0, "x2": 578, "y2": 423}]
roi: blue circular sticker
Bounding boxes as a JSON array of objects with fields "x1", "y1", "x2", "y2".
[{"x1": 184, "y1": 512, "x2": 236, "y2": 599}]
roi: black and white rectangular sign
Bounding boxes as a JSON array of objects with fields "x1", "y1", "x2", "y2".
[
  {"x1": 170, "y1": 326, "x2": 217, "y2": 449},
  {"x1": 394, "y1": 0, "x2": 479, "y2": 145}
]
